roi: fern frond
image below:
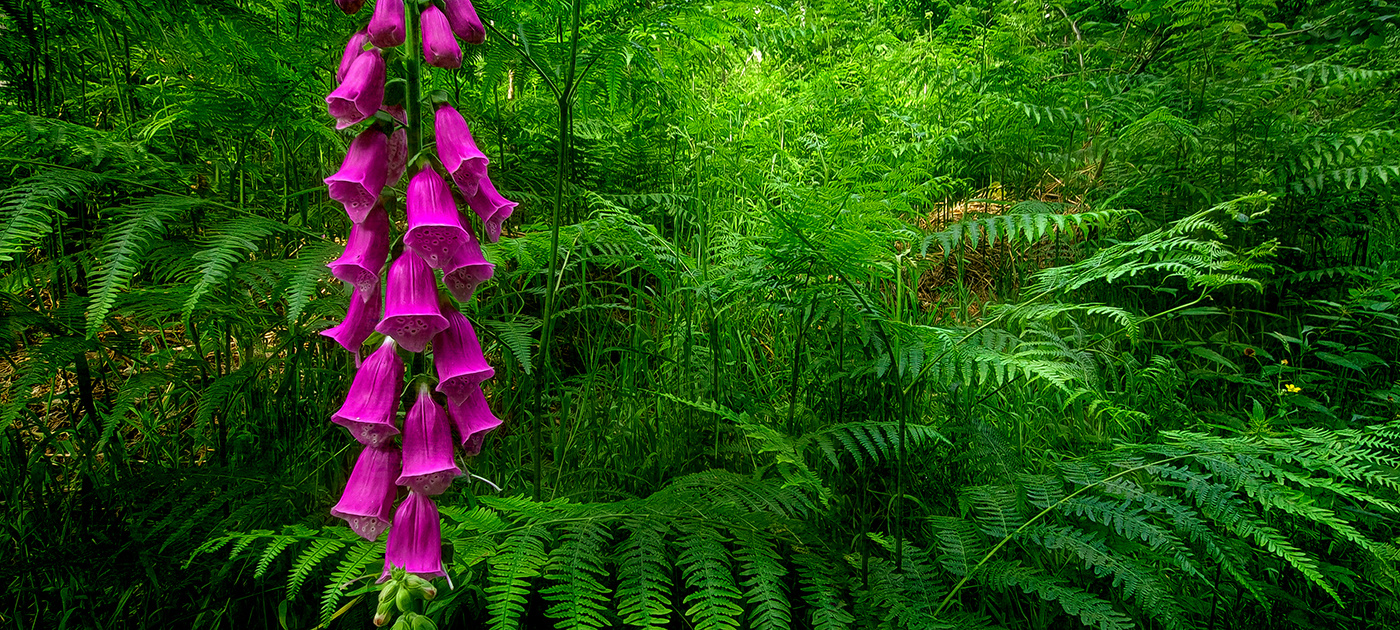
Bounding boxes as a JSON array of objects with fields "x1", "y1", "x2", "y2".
[
  {"x1": 676, "y1": 522, "x2": 743, "y2": 630},
  {"x1": 0, "y1": 169, "x2": 102, "y2": 261},
  {"x1": 486, "y1": 526, "x2": 549, "y2": 630},
  {"x1": 543, "y1": 522, "x2": 614, "y2": 630},
  {"x1": 85, "y1": 195, "x2": 197, "y2": 337}
]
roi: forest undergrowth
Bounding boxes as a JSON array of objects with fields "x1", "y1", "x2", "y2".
[{"x1": 2, "y1": 0, "x2": 1399, "y2": 628}]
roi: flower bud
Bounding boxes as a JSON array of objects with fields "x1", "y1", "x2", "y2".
[
  {"x1": 442, "y1": 0, "x2": 485, "y2": 45},
  {"x1": 421, "y1": 5, "x2": 463, "y2": 69},
  {"x1": 368, "y1": 0, "x2": 407, "y2": 48},
  {"x1": 338, "y1": 30, "x2": 371, "y2": 83}
]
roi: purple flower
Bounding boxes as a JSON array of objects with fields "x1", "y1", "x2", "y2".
[
  {"x1": 332, "y1": 338, "x2": 404, "y2": 447},
  {"x1": 404, "y1": 165, "x2": 470, "y2": 269},
  {"x1": 321, "y1": 283, "x2": 382, "y2": 358},
  {"x1": 421, "y1": 5, "x2": 463, "y2": 69},
  {"x1": 328, "y1": 201, "x2": 391, "y2": 295},
  {"x1": 337, "y1": 29, "x2": 371, "y2": 83},
  {"x1": 327, "y1": 48, "x2": 385, "y2": 129},
  {"x1": 433, "y1": 104, "x2": 489, "y2": 198},
  {"x1": 381, "y1": 491, "x2": 446, "y2": 581},
  {"x1": 330, "y1": 445, "x2": 401, "y2": 541},
  {"x1": 397, "y1": 383, "x2": 463, "y2": 495},
  {"x1": 443, "y1": 0, "x2": 486, "y2": 45},
  {"x1": 334, "y1": 0, "x2": 367, "y2": 14},
  {"x1": 384, "y1": 106, "x2": 408, "y2": 186},
  {"x1": 442, "y1": 234, "x2": 494, "y2": 303},
  {"x1": 325, "y1": 127, "x2": 389, "y2": 223},
  {"x1": 376, "y1": 251, "x2": 449, "y2": 352},
  {"x1": 433, "y1": 309, "x2": 495, "y2": 404},
  {"x1": 446, "y1": 383, "x2": 502, "y2": 455},
  {"x1": 367, "y1": 0, "x2": 406, "y2": 48},
  {"x1": 464, "y1": 175, "x2": 516, "y2": 243}
]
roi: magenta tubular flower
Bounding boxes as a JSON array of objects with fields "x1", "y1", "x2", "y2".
[
  {"x1": 443, "y1": 0, "x2": 486, "y2": 45},
  {"x1": 328, "y1": 201, "x2": 391, "y2": 294},
  {"x1": 397, "y1": 384, "x2": 463, "y2": 495},
  {"x1": 327, "y1": 48, "x2": 385, "y2": 129},
  {"x1": 335, "y1": 0, "x2": 367, "y2": 14},
  {"x1": 465, "y1": 176, "x2": 517, "y2": 243},
  {"x1": 337, "y1": 30, "x2": 371, "y2": 83},
  {"x1": 420, "y1": 6, "x2": 463, "y2": 69},
  {"x1": 381, "y1": 492, "x2": 445, "y2": 581},
  {"x1": 434, "y1": 104, "x2": 489, "y2": 197},
  {"x1": 442, "y1": 235, "x2": 494, "y2": 303},
  {"x1": 321, "y1": 283, "x2": 382, "y2": 357},
  {"x1": 325, "y1": 128, "x2": 389, "y2": 223},
  {"x1": 404, "y1": 166, "x2": 470, "y2": 269},
  {"x1": 376, "y1": 251, "x2": 449, "y2": 352},
  {"x1": 367, "y1": 0, "x2": 406, "y2": 48},
  {"x1": 384, "y1": 105, "x2": 408, "y2": 186},
  {"x1": 434, "y1": 309, "x2": 495, "y2": 404},
  {"x1": 446, "y1": 384, "x2": 502, "y2": 455},
  {"x1": 332, "y1": 338, "x2": 404, "y2": 447},
  {"x1": 330, "y1": 445, "x2": 401, "y2": 541}
]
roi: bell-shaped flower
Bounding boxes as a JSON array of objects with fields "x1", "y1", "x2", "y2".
[
  {"x1": 384, "y1": 106, "x2": 408, "y2": 186},
  {"x1": 421, "y1": 6, "x2": 462, "y2": 69},
  {"x1": 335, "y1": 0, "x2": 367, "y2": 14},
  {"x1": 337, "y1": 29, "x2": 371, "y2": 82},
  {"x1": 433, "y1": 309, "x2": 495, "y2": 404},
  {"x1": 442, "y1": 234, "x2": 494, "y2": 303},
  {"x1": 328, "y1": 201, "x2": 391, "y2": 294},
  {"x1": 376, "y1": 251, "x2": 449, "y2": 352},
  {"x1": 443, "y1": 0, "x2": 485, "y2": 45},
  {"x1": 367, "y1": 0, "x2": 406, "y2": 48},
  {"x1": 325, "y1": 128, "x2": 389, "y2": 223},
  {"x1": 332, "y1": 338, "x2": 404, "y2": 447},
  {"x1": 434, "y1": 104, "x2": 489, "y2": 197},
  {"x1": 464, "y1": 175, "x2": 516, "y2": 243},
  {"x1": 397, "y1": 383, "x2": 463, "y2": 495},
  {"x1": 330, "y1": 445, "x2": 401, "y2": 541},
  {"x1": 381, "y1": 491, "x2": 446, "y2": 581},
  {"x1": 327, "y1": 48, "x2": 385, "y2": 129},
  {"x1": 446, "y1": 383, "x2": 502, "y2": 455},
  {"x1": 321, "y1": 283, "x2": 382, "y2": 357},
  {"x1": 404, "y1": 166, "x2": 470, "y2": 269}
]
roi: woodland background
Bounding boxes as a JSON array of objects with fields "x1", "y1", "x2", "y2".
[{"x1": 2, "y1": 0, "x2": 1399, "y2": 628}]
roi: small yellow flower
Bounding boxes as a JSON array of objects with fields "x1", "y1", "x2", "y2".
[
  {"x1": 1284, "y1": 384, "x2": 1302, "y2": 394},
  {"x1": 1280, "y1": 359, "x2": 1289, "y2": 366}
]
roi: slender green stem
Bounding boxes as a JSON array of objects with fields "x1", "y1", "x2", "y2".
[{"x1": 406, "y1": 2, "x2": 424, "y2": 159}]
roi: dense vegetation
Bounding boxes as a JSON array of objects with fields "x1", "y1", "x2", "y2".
[{"x1": 2, "y1": 0, "x2": 1398, "y2": 628}]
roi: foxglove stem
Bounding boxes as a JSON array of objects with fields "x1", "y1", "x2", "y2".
[
  {"x1": 330, "y1": 445, "x2": 401, "y2": 541},
  {"x1": 331, "y1": 338, "x2": 404, "y2": 447},
  {"x1": 404, "y1": 165, "x2": 470, "y2": 269},
  {"x1": 397, "y1": 383, "x2": 463, "y2": 495},
  {"x1": 377, "y1": 250, "x2": 449, "y2": 352},
  {"x1": 367, "y1": 0, "x2": 406, "y2": 48},
  {"x1": 328, "y1": 201, "x2": 392, "y2": 294},
  {"x1": 381, "y1": 491, "x2": 446, "y2": 581},
  {"x1": 434, "y1": 309, "x2": 494, "y2": 404},
  {"x1": 327, "y1": 48, "x2": 385, "y2": 129},
  {"x1": 421, "y1": 5, "x2": 462, "y2": 69},
  {"x1": 321, "y1": 283, "x2": 382, "y2": 358}
]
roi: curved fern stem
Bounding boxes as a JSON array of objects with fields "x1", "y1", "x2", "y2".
[{"x1": 930, "y1": 450, "x2": 1226, "y2": 620}]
